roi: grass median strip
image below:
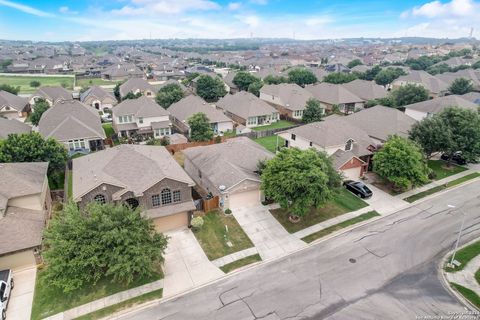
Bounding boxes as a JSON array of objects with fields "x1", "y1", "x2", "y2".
[
  {"x1": 445, "y1": 240, "x2": 480, "y2": 273},
  {"x1": 75, "y1": 288, "x2": 163, "y2": 320},
  {"x1": 404, "y1": 172, "x2": 480, "y2": 203},
  {"x1": 302, "y1": 211, "x2": 380, "y2": 243},
  {"x1": 220, "y1": 254, "x2": 262, "y2": 273},
  {"x1": 449, "y1": 283, "x2": 480, "y2": 309}
]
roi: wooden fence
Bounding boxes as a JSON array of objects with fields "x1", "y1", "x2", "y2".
[
  {"x1": 165, "y1": 137, "x2": 226, "y2": 154},
  {"x1": 202, "y1": 196, "x2": 220, "y2": 212},
  {"x1": 236, "y1": 124, "x2": 301, "y2": 139}
]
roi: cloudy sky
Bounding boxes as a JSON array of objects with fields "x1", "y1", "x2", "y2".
[{"x1": 0, "y1": 0, "x2": 479, "y2": 41}]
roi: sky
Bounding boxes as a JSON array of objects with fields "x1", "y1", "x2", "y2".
[{"x1": 0, "y1": 0, "x2": 479, "y2": 41}]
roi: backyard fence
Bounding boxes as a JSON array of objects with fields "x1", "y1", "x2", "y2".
[{"x1": 236, "y1": 124, "x2": 301, "y2": 139}]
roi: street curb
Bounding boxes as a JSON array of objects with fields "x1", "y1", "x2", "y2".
[
  {"x1": 104, "y1": 179, "x2": 480, "y2": 319},
  {"x1": 438, "y1": 238, "x2": 480, "y2": 313}
]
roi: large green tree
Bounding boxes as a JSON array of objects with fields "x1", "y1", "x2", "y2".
[
  {"x1": 323, "y1": 72, "x2": 357, "y2": 84},
  {"x1": 247, "y1": 81, "x2": 263, "y2": 97},
  {"x1": 0, "y1": 132, "x2": 68, "y2": 174},
  {"x1": 360, "y1": 65, "x2": 382, "y2": 81},
  {"x1": 448, "y1": 77, "x2": 473, "y2": 95},
  {"x1": 188, "y1": 112, "x2": 214, "y2": 141},
  {"x1": 42, "y1": 202, "x2": 168, "y2": 293},
  {"x1": 373, "y1": 135, "x2": 430, "y2": 191},
  {"x1": 287, "y1": 69, "x2": 317, "y2": 87},
  {"x1": 374, "y1": 68, "x2": 406, "y2": 86},
  {"x1": 261, "y1": 148, "x2": 341, "y2": 218},
  {"x1": 0, "y1": 84, "x2": 20, "y2": 95},
  {"x1": 347, "y1": 59, "x2": 363, "y2": 69},
  {"x1": 302, "y1": 98, "x2": 324, "y2": 123},
  {"x1": 391, "y1": 84, "x2": 429, "y2": 107},
  {"x1": 233, "y1": 72, "x2": 261, "y2": 91},
  {"x1": 195, "y1": 75, "x2": 227, "y2": 102},
  {"x1": 263, "y1": 75, "x2": 289, "y2": 85},
  {"x1": 409, "y1": 116, "x2": 451, "y2": 159},
  {"x1": 30, "y1": 99, "x2": 50, "y2": 126},
  {"x1": 155, "y1": 83, "x2": 184, "y2": 108}
]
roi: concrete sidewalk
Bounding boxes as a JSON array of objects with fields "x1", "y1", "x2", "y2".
[
  {"x1": 232, "y1": 205, "x2": 307, "y2": 261},
  {"x1": 211, "y1": 247, "x2": 259, "y2": 268},
  {"x1": 364, "y1": 184, "x2": 409, "y2": 215}
]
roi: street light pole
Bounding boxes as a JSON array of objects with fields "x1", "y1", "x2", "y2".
[{"x1": 448, "y1": 204, "x2": 467, "y2": 267}]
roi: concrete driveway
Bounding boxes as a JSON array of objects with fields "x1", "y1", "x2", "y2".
[
  {"x1": 232, "y1": 205, "x2": 306, "y2": 261},
  {"x1": 6, "y1": 267, "x2": 37, "y2": 320},
  {"x1": 363, "y1": 183, "x2": 408, "y2": 215},
  {"x1": 162, "y1": 229, "x2": 223, "y2": 298}
]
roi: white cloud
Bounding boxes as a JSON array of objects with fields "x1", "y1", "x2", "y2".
[
  {"x1": 112, "y1": 0, "x2": 220, "y2": 15},
  {"x1": 236, "y1": 15, "x2": 260, "y2": 28},
  {"x1": 59, "y1": 6, "x2": 78, "y2": 14},
  {"x1": 227, "y1": 2, "x2": 241, "y2": 10},
  {"x1": 250, "y1": 0, "x2": 267, "y2": 4},
  {"x1": 403, "y1": 0, "x2": 477, "y2": 18},
  {"x1": 0, "y1": 0, "x2": 53, "y2": 17},
  {"x1": 305, "y1": 17, "x2": 332, "y2": 26}
]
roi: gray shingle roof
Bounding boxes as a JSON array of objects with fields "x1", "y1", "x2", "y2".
[
  {"x1": 394, "y1": 71, "x2": 449, "y2": 94},
  {"x1": 0, "y1": 118, "x2": 31, "y2": 139},
  {"x1": 183, "y1": 137, "x2": 273, "y2": 192},
  {"x1": 113, "y1": 96, "x2": 169, "y2": 118},
  {"x1": 305, "y1": 83, "x2": 364, "y2": 105},
  {"x1": 330, "y1": 149, "x2": 364, "y2": 170},
  {"x1": 169, "y1": 95, "x2": 232, "y2": 124},
  {"x1": 39, "y1": 100, "x2": 106, "y2": 141},
  {"x1": 260, "y1": 83, "x2": 314, "y2": 111},
  {"x1": 216, "y1": 91, "x2": 277, "y2": 120},
  {"x1": 343, "y1": 105, "x2": 417, "y2": 141},
  {"x1": 32, "y1": 86, "x2": 72, "y2": 102},
  {"x1": 119, "y1": 78, "x2": 156, "y2": 97},
  {"x1": 80, "y1": 86, "x2": 116, "y2": 102},
  {"x1": 72, "y1": 145, "x2": 194, "y2": 201},
  {"x1": 404, "y1": 95, "x2": 478, "y2": 114},
  {"x1": 0, "y1": 90, "x2": 28, "y2": 112},
  {"x1": 342, "y1": 79, "x2": 388, "y2": 101}
]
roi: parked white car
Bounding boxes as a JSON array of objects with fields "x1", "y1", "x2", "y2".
[{"x1": 0, "y1": 269, "x2": 13, "y2": 320}]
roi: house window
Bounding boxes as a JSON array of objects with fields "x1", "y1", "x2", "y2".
[
  {"x1": 291, "y1": 133, "x2": 296, "y2": 141},
  {"x1": 125, "y1": 198, "x2": 139, "y2": 209},
  {"x1": 93, "y1": 194, "x2": 106, "y2": 204},
  {"x1": 161, "y1": 188, "x2": 172, "y2": 205},
  {"x1": 152, "y1": 194, "x2": 161, "y2": 207},
  {"x1": 247, "y1": 117, "x2": 256, "y2": 125},
  {"x1": 68, "y1": 139, "x2": 86, "y2": 151},
  {"x1": 345, "y1": 139, "x2": 354, "y2": 151},
  {"x1": 173, "y1": 190, "x2": 181, "y2": 203},
  {"x1": 139, "y1": 117, "x2": 143, "y2": 124},
  {"x1": 155, "y1": 127, "x2": 170, "y2": 137},
  {"x1": 293, "y1": 110, "x2": 303, "y2": 118}
]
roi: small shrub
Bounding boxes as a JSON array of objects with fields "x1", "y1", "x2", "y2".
[
  {"x1": 224, "y1": 208, "x2": 232, "y2": 215},
  {"x1": 30, "y1": 80, "x2": 41, "y2": 88},
  {"x1": 191, "y1": 216, "x2": 204, "y2": 230},
  {"x1": 428, "y1": 171, "x2": 437, "y2": 180},
  {"x1": 214, "y1": 136, "x2": 222, "y2": 143}
]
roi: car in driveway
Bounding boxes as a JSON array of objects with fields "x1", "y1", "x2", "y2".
[
  {"x1": 441, "y1": 152, "x2": 467, "y2": 165},
  {"x1": 0, "y1": 269, "x2": 13, "y2": 320},
  {"x1": 343, "y1": 180, "x2": 373, "y2": 199}
]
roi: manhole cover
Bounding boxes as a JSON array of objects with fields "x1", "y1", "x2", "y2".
[{"x1": 349, "y1": 258, "x2": 356, "y2": 263}]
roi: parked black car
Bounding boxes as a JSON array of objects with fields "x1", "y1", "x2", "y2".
[
  {"x1": 440, "y1": 152, "x2": 467, "y2": 165},
  {"x1": 343, "y1": 180, "x2": 373, "y2": 199}
]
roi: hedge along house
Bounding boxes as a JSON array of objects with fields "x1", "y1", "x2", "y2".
[{"x1": 72, "y1": 144, "x2": 196, "y2": 233}]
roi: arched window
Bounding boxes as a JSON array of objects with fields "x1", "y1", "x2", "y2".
[
  {"x1": 93, "y1": 194, "x2": 106, "y2": 204},
  {"x1": 161, "y1": 188, "x2": 172, "y2": 205},
  {"x1": 345, "y1": 139, "x2": 354, "y2": 151},
  {"x1": 124, "y1": 198, "x2": 139, "y2": 209}
]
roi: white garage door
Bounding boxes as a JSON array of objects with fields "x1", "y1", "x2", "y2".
[
  {"x1": 228, "y1": 190, "x2": 261, "y2": 210},
  {"x1": 342, "y1": 167, "x2": 362, "y2": 181},
  {"x1": 0, "y1": 250, "x2": 36, "y2": 271}
]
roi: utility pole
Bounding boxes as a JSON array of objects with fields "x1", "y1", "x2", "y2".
[{"x1": 448, "y1": 204, "x2": 467, "y2": 268}]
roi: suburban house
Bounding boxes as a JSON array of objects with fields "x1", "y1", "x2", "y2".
[
  {"x1": 0, "y1": 162, "x2": 51, "y2": 270},
  {"x1": 436, "y1": 69, "x2": 480, "y2": 92},
  {"x1": 461, "y1": 92, "x2": 480, "y2": 104},
  {"x1": 80, "y1": 86, "x2": 117, "y2": 110},
  {"x1": 38, "y1": 100, "x2": 106, "y2": 154},
  {"x1": 183, "y1": 137, "x2": 273, "y2": 210},
  {"x1": 343, "y1": 105, "x2": 417, "y2": 144},
  {"x1": 305, "y1": 83, "x2": 364, "y2": 114},
  {"x1": 101, "y1": 63, "x2": 144, "y2": 81},
  {"x1": 222, "y1": 72, "x2": 239, "y2": 94},
  {"x1": 29, "y1": 86, "x2": 72, "y2": 106},
  {"x1": 112, "y1": 96, "x2": 172, "y2": 139},
  {"x1": 0, "y1": 90, "x2": 30, "y2": 120},
  {"x1": 216, "y1": 91, "x2": 279, "y2": 128},
  {"x1": 169, "y1": 95, "x2": 234, "y2": 135},
  {"x1": 404, "y1": 95, "x2": 478, "y2": 121},
  {"x1": 342, "y1": 79, "x2": 388, "y2": 101},
  {"x1": 0, "y1": 118, "x2": 31, "y2": 139},
  {"x1": 119, "y1": 78, "x2": 156, "y2": 98},
  {"x1": 392, "y1": 70, "x2": 449, "y2": 98},
  {"x1": 259, "y1": 83, "x2": 314, "y2": 119},
  {"x1": 72, "y1": 144, "x2": 196, "y2": 232},
  {"x1": 277, "y1": 116, "x2": 376, "y2": 180}
]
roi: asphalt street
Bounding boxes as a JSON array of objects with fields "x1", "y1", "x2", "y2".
[{"x1": 115, "y1": 181, "x2": 480, "y2": 320}]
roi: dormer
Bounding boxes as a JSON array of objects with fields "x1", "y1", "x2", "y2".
[{"x1": 345, "y1": 139, "x2": 354, "y2": 151}]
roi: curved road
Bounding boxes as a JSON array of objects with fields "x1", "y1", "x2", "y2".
[{"x1": 117, "y1": 181, "x2": 480, "y2": 320}]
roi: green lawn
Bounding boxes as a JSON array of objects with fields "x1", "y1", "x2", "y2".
[
  {"x1": 103, "y1": 123, "x2": 114, "y2": 139},
  {"x1": 67, "y1": 170, "x2": 73, "y2": 200},
  {"x1": 220, "y1": 254, "x2": 262, "y2": 273},
  {"x1": 428, "y1": 160, "x2": 467, "y2": 180},
  {"x1": 77, "y1": 78, "x2": 120, "y2": 87},
  {"x1": 31, "y1": 267, "x2": 163, "y2": 320},
  {"x1": 0, "y1": 75, "x2": 74, "y2": 93},
  {"x1": 252, "y1": 136, "x2": 285, "y2": 153},
  {"x1": 48, "y1": 169, "x2": 65, "y2": 191},
  {"x1": 193, "y1": 211, "x2": 254, "y2": 261},
  {"x1": 75, "y1": 289, "x2": 163, "y2": 320},
  {"x1": 450, "y1": 283, "x2": 480, "y2": 309},
  {"x1": 445, "y1": 240, "x2": 480, "y2": 273},
  {"x1": 404, "y1": 172, "x2": 480, "y2": 203},
  {"x1": 302, "y1": 211, "x2": 380, "y2": 243},
  {"x1": 476, "y1": 269, "x2": 480, "y2": 285},
  {"x1": 251, "y1": 120, "x2": 295, "y2": 131},
  {"x1": 270, "y1": 188, "x2": 369, "y2": 233}
]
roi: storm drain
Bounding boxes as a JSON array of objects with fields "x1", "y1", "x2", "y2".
[{"x1": 349, "y1": 258, "x2": 356, "y2": 263}]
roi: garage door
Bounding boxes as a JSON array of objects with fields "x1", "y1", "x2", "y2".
[
  {"x1": 228, "y1": 190, "x2": 261, "y2": 210},
  {"x1": 0, "y1": 250, "x2": 36, "y2": 271},
  {"x1": 153, "y1": 212, "x2": 189, "y2": 233},
  {"x1": 342, "y1": 167, "x2": 362, "y2": 181}
]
